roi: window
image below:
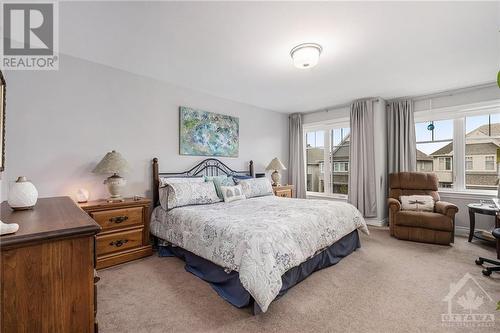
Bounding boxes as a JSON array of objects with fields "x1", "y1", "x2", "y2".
[
  {"x1": 415, "y1": 119, "x2": 454, "y2": 188},
  {"x1": 330, "y1": 127, "x2": 350, "y2": 195},
  {"x1": 306, "y1": 131, "x2": 324, "y2": 148},
  {"x1": 415, "y1": 108, "x2": 500, "y2": 192},
  {"x1": 306, "y1": 130, "x2": 325, "y2": 193},
  {"x1": 465, "y1": 156, "x2": 473, "y2": 170},
  {"x1": 485, "y1": 156, "x2": 495, "y2": 170},
  {"x1": 305, "y1": 124, "x2": 350, "y2": 196},
  {"x1": 465, "y1": 114, "x2": 500, "y2": 190},
  {"x1": 438, "y1": 157, "x2": 452, "y2": 171},
  {"x1": 333, "y1": 162, "x2": 349, "y2": 172}
]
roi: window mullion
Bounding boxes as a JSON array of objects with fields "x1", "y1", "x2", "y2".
[
  {"x1": 324, "y1": 127, "x2": 332, "y2": 194},
  {"x1": 453, "y1": 118, "x2": 465, "y2": 190}
]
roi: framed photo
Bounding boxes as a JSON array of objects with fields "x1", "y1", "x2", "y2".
[{"x1": 179, "y1": 106, "x2": 239, "y2": 157}]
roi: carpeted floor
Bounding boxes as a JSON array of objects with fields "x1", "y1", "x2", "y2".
[{"x1": 97, "y1": 228, "x2": 499, "y2": 333}]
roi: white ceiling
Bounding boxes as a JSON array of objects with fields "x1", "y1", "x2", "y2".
[{"x1": 60, "y1": 1, "x2": 499, "y2": 113}]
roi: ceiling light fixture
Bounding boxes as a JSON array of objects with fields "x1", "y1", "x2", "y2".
[{"x1": 290, "y1": 43, "x2": 322, "y2": 69}]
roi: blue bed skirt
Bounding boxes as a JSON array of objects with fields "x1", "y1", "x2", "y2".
[{"x1": 158, "y1": 230, "x2": 360, "y2": 313}]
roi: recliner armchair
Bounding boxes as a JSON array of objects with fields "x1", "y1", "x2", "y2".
[{"x1": 388, "y1": 172, "x2": 458, "y2": 245}]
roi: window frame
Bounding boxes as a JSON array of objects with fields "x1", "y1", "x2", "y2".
[
  {"x1": 303, "y1": 117, "x2": 350, "y2": 199},
  {"x1": 414, "y1": 99, "x2": 500, "y2": 194}
]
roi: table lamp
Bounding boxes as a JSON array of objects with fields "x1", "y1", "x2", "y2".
[
  {"x1": 92, "y1": 150, "x2": 130, "y2": 201},
  {"x1": 266, "y1": 157, "x2": 287, "y2": 186}
]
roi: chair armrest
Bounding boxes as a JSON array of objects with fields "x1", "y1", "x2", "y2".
[
  {"x1": 435, "y1": 201, "x2": 458, "y2": 218},
  {"x1": 388, "y1": 198, "x2": 401, "y2": 212}
]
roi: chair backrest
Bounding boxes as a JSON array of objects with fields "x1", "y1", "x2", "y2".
[{"x1": 389, "y1": 172, "x2": 440, "y2": 202}]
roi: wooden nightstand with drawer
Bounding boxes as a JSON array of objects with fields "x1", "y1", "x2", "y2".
[
  {"x1": 273, "y1": 185, "x2": 295, "y2": 198},
  {"x1": 80, "y1": 198, "x2": 153, "y2": 269}
]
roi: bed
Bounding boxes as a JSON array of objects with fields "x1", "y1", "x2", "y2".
[{"x1": 150, "y1": 158, "x2": 368, "y2": 313}]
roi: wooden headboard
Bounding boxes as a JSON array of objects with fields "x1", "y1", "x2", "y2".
[{"x1": 152, "y1": 158, "x2": 254, "y2": 206}]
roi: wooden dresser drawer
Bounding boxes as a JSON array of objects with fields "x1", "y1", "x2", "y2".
[
  {"x1": 91, "y1": 207, "x2": 143, "y2": 231},
  {"x1": 81, "y1": 198, "x2": 152, "y2": 269},
  {"x1": 96, "y1": 228, "x2": 143, "y2": 256}
]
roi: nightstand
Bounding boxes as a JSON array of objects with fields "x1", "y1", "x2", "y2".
[
  {"x1": 273, "y1": 185, "x2": 295, "y2": 198},
  {"x1": 80, "y1": 198, "x2": 153, "y2": 269}
]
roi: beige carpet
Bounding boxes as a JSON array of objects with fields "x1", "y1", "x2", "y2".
[{"x1": 97, "y1": 228, "x2": 499, "y2": 333}]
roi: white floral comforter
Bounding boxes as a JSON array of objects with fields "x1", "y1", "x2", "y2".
[{"x1": 150, "y1": 196, "x2": 368, "y2": 312}]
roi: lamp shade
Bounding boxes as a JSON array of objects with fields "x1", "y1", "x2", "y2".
[
  {"x1": 92, "y1": 150, "x2": 130, "y2": 175},
  {"x1": 266, "y1": 157, "x2": 286, "y2": 171}
]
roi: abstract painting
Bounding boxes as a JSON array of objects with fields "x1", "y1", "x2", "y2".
[{"x1": 179, "y1": 106, "x2": 239, "y2": 157}]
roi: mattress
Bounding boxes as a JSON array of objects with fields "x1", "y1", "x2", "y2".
[{"x1": 150, "y1": 195, "x2": 368, "y2": 312}]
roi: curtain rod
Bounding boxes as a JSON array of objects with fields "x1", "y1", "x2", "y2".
[
  {"x1": 387, "y1": 82, "x2": 496, "y2": 103},
  {"x1": 306, "y1": 97, "x2": 380, "y2": 115},
  {"x1": 303, "y1": 82, "x2": 496, "y2": 115}
]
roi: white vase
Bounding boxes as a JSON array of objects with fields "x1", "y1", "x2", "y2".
[{"x1": 7, "y1": 176, "x2": 38, "y2": 210}]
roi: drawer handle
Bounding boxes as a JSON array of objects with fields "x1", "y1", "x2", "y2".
[
  {"x1": 109, "y1": 215, "x2": 129, "y2": 224},
  {"x1": 109, "y1": 239, "x2": 129, "y2": 247}
]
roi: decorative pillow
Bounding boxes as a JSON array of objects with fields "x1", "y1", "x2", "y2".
[
  {"x1": 220, "y1": 184, "x2": 246, "y2": 203},
  {"x1": 159, "y1": 176, "x2": 204, "y2": 187},
  {"x1": 160, "y1": 182, "x2": 221, "y2": 210},
  {"x1": 205, "y1": 175, "x2": 235, "y2": 199},
  {"x1": 400, "y1": 195, "x2": 434, "y2": 212},
  {"x1": 235, "y1": 178, "x2": 274, "y2": 198}
]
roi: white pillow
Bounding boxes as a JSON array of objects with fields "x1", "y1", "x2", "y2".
[
  {"x1": 400, "y1": 195, "x2": 434, "y2": 212},
  {"x1": 159, "y1": 176, "x2": 204, "y2": 187},
  {"x1": 159, "y1": 177, "x2": 205, "y2": 209},
  {"x1": 235, "y1": 178, "x2": 274, "y2": 198},
  {"x1": 220, "y1": 184, "x2": 246, "y2": 203},
  {"x1": 160, "y1": 182, "x2": 220, "y2": 210}
]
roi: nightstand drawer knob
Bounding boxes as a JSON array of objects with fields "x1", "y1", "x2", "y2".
[
  {"x1": 109, "y1": 239, "x2": 129, "y2": 247},
  {"x1": 109, "y1": 216, "x2": 128, "y2": 224}
]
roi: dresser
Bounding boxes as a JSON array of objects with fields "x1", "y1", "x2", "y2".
[
  {"x1": 273, "y1": 185, "x2": 295, "y2": 198},
  {"x1": 1, "y1": 197, "x2": 101, "y2": 333},
  {"x1": 80, "y1": 198, "x2": 152, "y2": 269}
]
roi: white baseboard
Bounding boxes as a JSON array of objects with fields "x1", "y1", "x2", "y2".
[{"x1": 365, "y1": 217, "x2": 388, "y2": 227}]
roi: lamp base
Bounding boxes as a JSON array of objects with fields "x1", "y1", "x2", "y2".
[
  {"x1": 271, "y1": 170, "x2": 281, "y2": 187},
  {"x1": 104, "y1": 174, "x2": 126, "y2": 201}
]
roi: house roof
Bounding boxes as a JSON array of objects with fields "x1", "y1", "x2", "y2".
[
  {"x1": 431, "y1": 143, "x2": 453, "y2": 156},
  {"x1": 416, "y1": 149, "x2": 432, "y2": 161},
  {"x1": 466, "y1": 142, "x2": 500, "y2": 155},
  {"x1": 331, "y1": 134, "x2": 350, "y2": 158},
  {"x1": 468, "y1": 123, "x2": 500, "y2": 137}
]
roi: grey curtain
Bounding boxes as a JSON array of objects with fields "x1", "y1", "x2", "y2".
[
  {"x1": 288, "y1": 113, "x2": 306, "y2": 198},
  {"x1": 387, "y1": 99, "x2": 416, "y2": 173},
  {"x1": 348, "y1": 100, "x2": 377, "y2": 217}
]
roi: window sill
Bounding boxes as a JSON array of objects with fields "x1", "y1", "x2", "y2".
[
  {"x1": 306, "y1": 192, "x2": 348, "y2": 201},
  {"x1": 438, "y1": 189, "x2": 497, "y2": 199}
]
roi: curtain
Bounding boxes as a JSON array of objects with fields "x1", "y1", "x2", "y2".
[
  {"x1": 288, "y1": 113, "x2": 306, "y2": 198},
  {"x1": 387, "y1": 99, "x2": 416, "y2": 173},
  {"x1": 348, "y1": 100, "x2": 377, "y2": 217}
]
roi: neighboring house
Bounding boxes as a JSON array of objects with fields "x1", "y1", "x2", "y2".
[
  {"x1": 430, "y1": 144, "x2": 454, "y2": 188},
  {"x1": 416, "y1": 149, "x2": 433, "y2": 172},
  {"x1": 306, "y1": 136, "x2": 350, "y2": 194},
  {"x1": 429, "y1": 123, "x2": 500, "y2": 189},
  {"x1": 331, "y1": 135, "x2": 350, "y2": 194},
  {"x1": 306, "y1": 146, "x2": 324, "y2": 192}
]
